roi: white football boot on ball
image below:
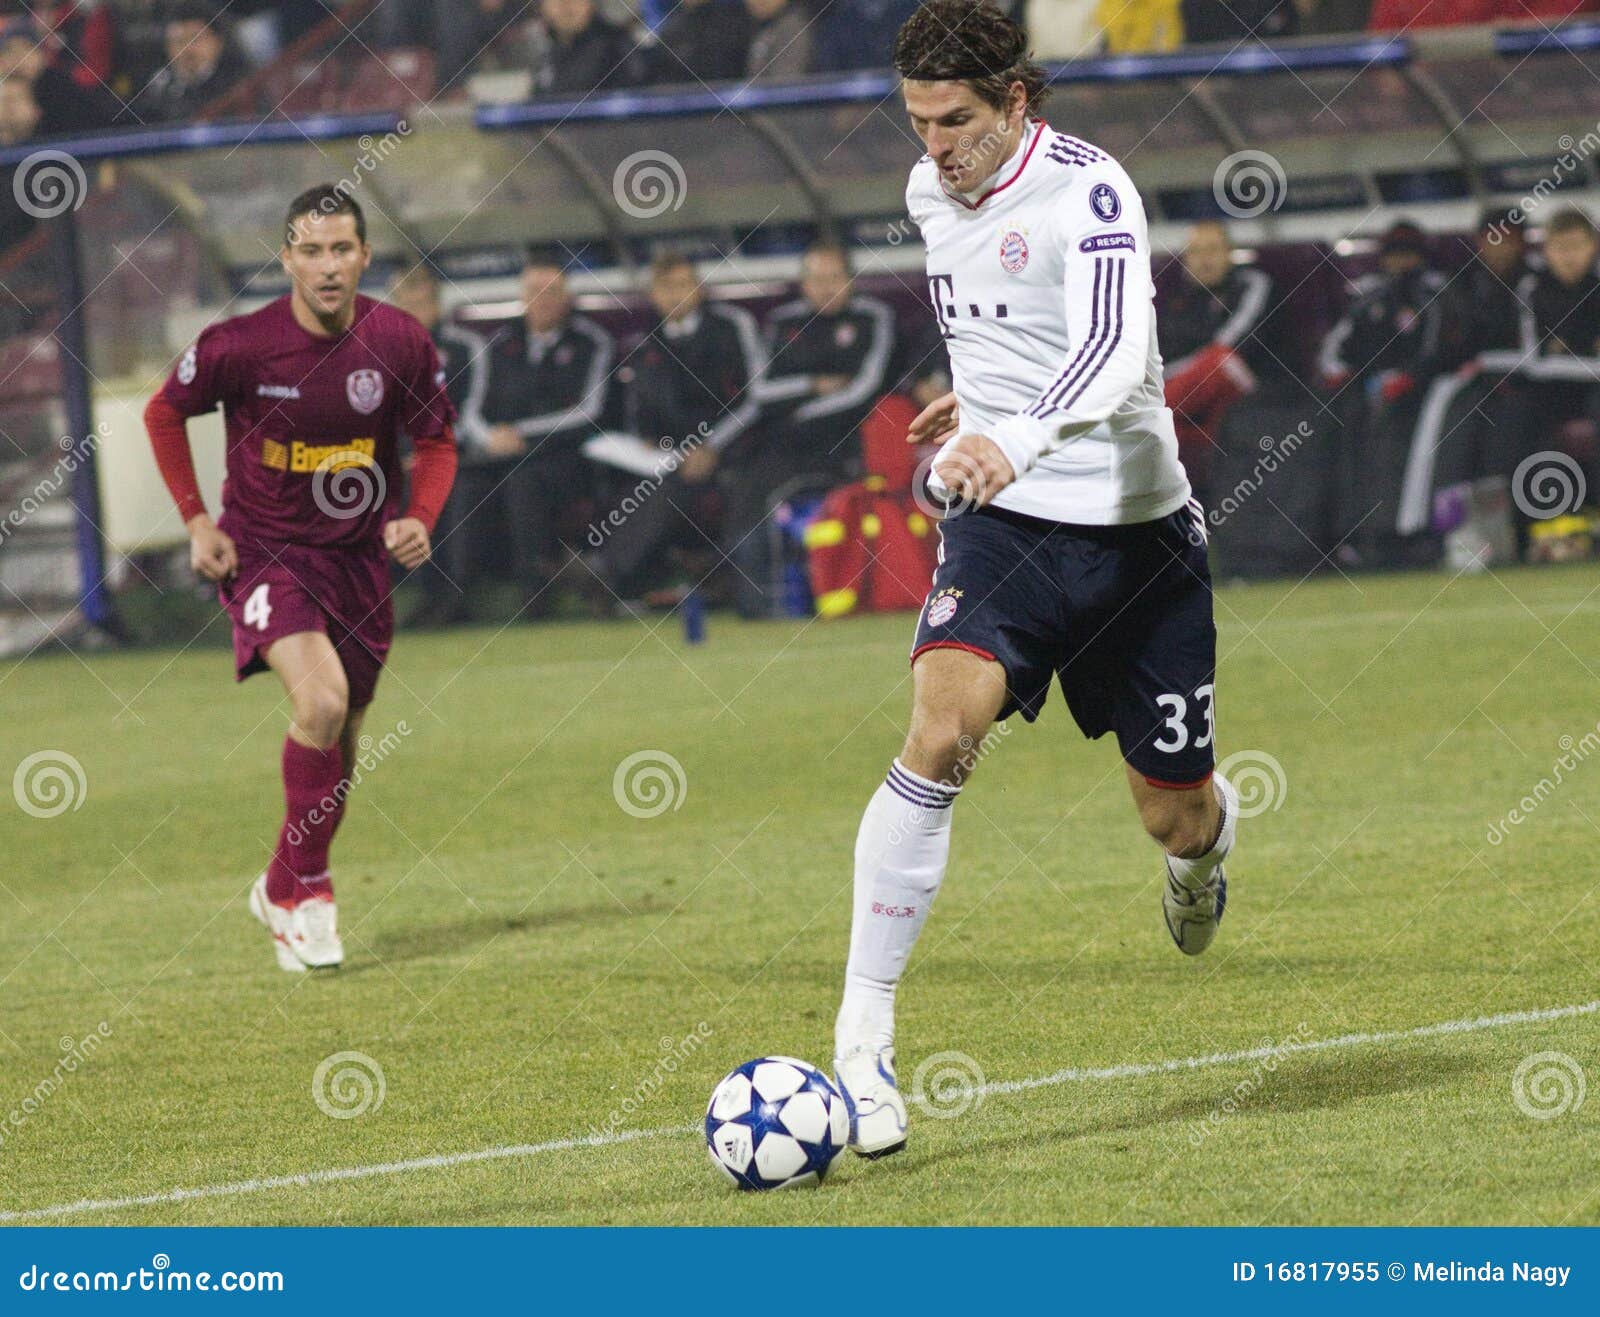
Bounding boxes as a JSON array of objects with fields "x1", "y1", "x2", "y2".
[
  {"x1": 248, "y1": 874, "x2": 305, "y2": 974},
  {"x1": 833, "y1": 1045, "x2": 908, "y2": 1158},
  {"x1": 1162, "y1": 772, "x2": 1238, "y2": 956}
]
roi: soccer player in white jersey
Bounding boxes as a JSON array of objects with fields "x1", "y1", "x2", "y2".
[{"x1": 831, "y1": 0, "x2": 1241, "y2": 1158}]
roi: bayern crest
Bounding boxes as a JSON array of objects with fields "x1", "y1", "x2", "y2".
[
  {"x1": 926, "y1": 587, "x2": 962, "y2": 627},
  {"x1": 345, "y1": 368, "x2": 384, "y2": 415},
  {"x1": 999, "y1": 229, "x2": 1029, "y2": 274}
]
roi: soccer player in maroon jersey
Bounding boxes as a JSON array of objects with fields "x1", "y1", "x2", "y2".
[{"x1": 143, "y1": 185, "x2": 458, "y2": 973}]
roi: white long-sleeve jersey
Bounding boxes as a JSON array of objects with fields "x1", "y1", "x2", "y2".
[{"x1": 910, "y1": 121, "x2": 1190, "y2": 524}]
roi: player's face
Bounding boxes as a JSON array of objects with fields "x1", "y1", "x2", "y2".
[
  {"x1": 902, "y1": 78, "x2": 1025, "y2": 195},
  {"x1": 1544, "y1": 226, "x2": 1599, "y2": 285},
  {"x1": 801, "y1": 251, "x2": 851, "y2": 315},
  {"x1": 282, "y1": 212, "x2": 371, "y2": 324},
  {"x1": 521, "y1": 265, "x2": 571, "y2": 333},
  {"x1": 650, "y1": 265, "x2": 701, "y2": 322},
  {"x1": 1182, "y1": 224, "x2": 1232, "y2": 288}
]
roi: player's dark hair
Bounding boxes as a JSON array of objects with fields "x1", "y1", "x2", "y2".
[
  {"x1": 1545, "y1": 207, "x2": 1597, "y2": 241},
  {"x1": 893, "y1": 0, "x2": 1049, "y2": 117},
  {"x1": 284, "y1": 185, "x2": 366, "y2": 247}
]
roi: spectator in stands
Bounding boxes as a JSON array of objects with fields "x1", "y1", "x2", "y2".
[
  {"x1": 529, "y1": 0, "x2": 646, "y2": 96},
  {"x1": 140, "y1": 6, "x2": 248, "y2": 123},
  {"x1": 371, "y1": 0, "x2": 515, "y2": 89},
  {"x1": 453, "y1": 256, "x2": 616, "y2": 617},
  {"x1": 1444, "y1": 207, "x2": 1531, "y2": 362},
  {"x1": 1159, "y1": 220, "x2": 1279, "y2": 506},
  {"x1": 0, "y1": 17, "x2": 113, "y2": 135},
  {"x1": 652, "y1": 0, "x2": 751, "y2": 83},
  {"x1": 816, "y1": 0, "x2": 918, "y2": 72},
  {"x1": 1182, "y1": 0, "x2": 1300, "y2": 41},
  {"x1": 1098, "y1": 0, "x2": 1183, "y2": 53},
  {"x1": 1321, "y1": 219, "x2": 1450, "y2": 564},
  {"x1": 597, "y1": 252, "x2": 765, "y2": 601},
  {"x1": 1024, "y1": 0, "x2": 1103, "y2": 59},
  {"x1": 0, "y1": 75, "x2": 42, "y2": 252},
  {"x1": 744, "y1": 0, "x2": 812, "y2": 82},
  {"x1": 757, "y1": 242, "x2": 893, "y2": 477},
  {"x1": 386, "y1": 264, "x2": 493, "y2": 628}
]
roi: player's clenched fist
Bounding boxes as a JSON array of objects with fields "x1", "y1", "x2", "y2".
[
  {"x1": 906, "y1": 390, "x2": 960, "y2": 447},
  {"x1": 383, "y1": 517, "x2": 431, "y2": 569},
  {"x1": 931, "y1": 433, "x2": 1016, "y2": 509},
  {"x1": 186, "y1": 514, "x2": 238, "y2": 581}
]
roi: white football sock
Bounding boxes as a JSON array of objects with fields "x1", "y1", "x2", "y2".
[
  {"x1": 835, "y1": 760, "x2": 959, "y2": 1056},
  {"x1": 1166, "y1": 771, "x2": 1238, "y2": 890}
]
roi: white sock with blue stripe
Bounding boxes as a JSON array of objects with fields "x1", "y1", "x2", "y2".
[{"x1": 835, "y1": 760, "x2": 960, "y2": 1055}]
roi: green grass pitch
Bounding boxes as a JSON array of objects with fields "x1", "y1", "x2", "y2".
[{"x1": 1, "y1": 565, "x2": 1596, "y2": 1225}]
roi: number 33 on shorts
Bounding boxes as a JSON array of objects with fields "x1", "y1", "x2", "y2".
[{"x1": 1152, "y1": 683, "x2": 1214, "y2": 754}]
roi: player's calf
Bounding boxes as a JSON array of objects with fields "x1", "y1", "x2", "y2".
[{"x1": 1147, "y1": 772, "x2": 1238, "y2": 957}]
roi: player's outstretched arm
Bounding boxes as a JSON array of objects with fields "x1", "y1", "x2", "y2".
[
  {"x1": 386, "y1": 426, "x2": 458, "y2": 568},
  {"x1": 144, "y1": 393, "x2": 238, "y2": 581}
]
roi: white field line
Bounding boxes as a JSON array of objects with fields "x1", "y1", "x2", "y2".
[{"x1": 3, "y1": 998, "x2": 1594, "y2": 1223}]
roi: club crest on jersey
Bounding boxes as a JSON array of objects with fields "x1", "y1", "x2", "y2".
[
  {"x1": 345, "y1": 368, "x2": 384, "y2": 415},
  {"x1": 999, "y1": 229, "x2": 1030, "y2": 274},
  {"x1": 925, "y1": 587, "x2": 962, "y2": 627},
  {"x1": 1089, "y1": 182, "x2": 1121, "y2": 222}
]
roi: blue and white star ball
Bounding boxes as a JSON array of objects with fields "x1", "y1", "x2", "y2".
[{"x1": 705, "y1": 1057, "x2": 849, "y2": 1190}]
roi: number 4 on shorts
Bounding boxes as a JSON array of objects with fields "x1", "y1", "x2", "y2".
[{"x1": 243, "y1": 582, "x2": 272, "y2": 632}]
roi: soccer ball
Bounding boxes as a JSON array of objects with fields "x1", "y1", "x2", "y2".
[{"x1": 705, "y1": 1056, "x2": 849, "y2": 1190}]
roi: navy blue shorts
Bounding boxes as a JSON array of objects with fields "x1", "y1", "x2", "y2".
[{"x1": 911, "y1": 501, "x2": 1217, "y2": 787}]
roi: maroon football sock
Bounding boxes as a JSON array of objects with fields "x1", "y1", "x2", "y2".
[{"x1": 265, "y1": 737, "x2": 345, "y2": 905}]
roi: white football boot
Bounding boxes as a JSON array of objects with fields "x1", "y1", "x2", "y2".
[
  {"x1": 287, "y1": 890, "x2": 344, "y2": 969},
  {"x1": 833, "y1": 1045, "x2": 908, "y2": 1158},
  {"x1": 248, "y1": 874, "x2": 306, "y2": 974},
  {"x1": 1162, "y1": 773, "x2": 1238, "y2": 956}
]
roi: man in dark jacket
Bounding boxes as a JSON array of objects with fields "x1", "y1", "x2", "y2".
[
  {"x1": 651, "y1": 0, "x2": 751, "y2": 83},
  {"x1": 140, "y1": 8, "x2": 250, "y2": 123},
  {"x1": 531, "y1": 0, "x2": 646, "y2": 96},
  {"x1": 453, "y1": 257, "x2": 616, "y2": 616}
]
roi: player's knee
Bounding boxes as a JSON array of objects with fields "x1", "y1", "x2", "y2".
[
  {"x1": 902, "y1": 710, "x2": 983, "y2": 786},
  {"x1": 292, "y1": 682, "x2": 348, "y2": 748}
]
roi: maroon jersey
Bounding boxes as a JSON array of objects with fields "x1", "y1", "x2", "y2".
[{"x1": 160, "y1": 294, "x2": 455, "y2": 549}]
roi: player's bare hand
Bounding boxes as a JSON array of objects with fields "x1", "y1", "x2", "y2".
[
  {"x1": 486, "y1": 424, "x2": 525, "y2": 457},
  {"x1": 932, "y1": 434, "x2": 1016, "y2": 509},
  {"x1": 384, "y1": 517, "x2": 431, "y2": 569},
  {"x1": 187, "y1": 514, "x2": 237, "y2": 582},
  {"x1": 908, "y1": 391, "x2": 959, "y2": 446},
  {"x1": 679, "y1": 444, "x2": 718, "y2": 484}
]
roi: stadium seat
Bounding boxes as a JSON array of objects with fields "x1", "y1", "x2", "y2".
[
  {"x1": 343, "y1": 48, "x2": 438, "y2": 112},
  {"x1": 261, "y1": 58, "x2": 347, "y2": 118}
]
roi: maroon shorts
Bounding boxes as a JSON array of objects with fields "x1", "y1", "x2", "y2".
[{"x1": 219, "y1": 539, "x2": 393, "y2": 709}]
